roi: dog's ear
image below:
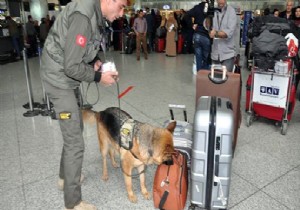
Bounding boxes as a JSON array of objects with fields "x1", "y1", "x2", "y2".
[{"x1": 166, "y1": 121, "x2": 176, "y2": 133}]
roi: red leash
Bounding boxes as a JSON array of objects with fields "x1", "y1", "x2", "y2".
[{"x1": 118, "y1": 86, "x2": 134, "y2": 99}]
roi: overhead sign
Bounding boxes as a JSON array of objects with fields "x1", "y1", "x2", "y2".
[{"x1": 163, "y1": 5, "x2": 170, "y2": 10}]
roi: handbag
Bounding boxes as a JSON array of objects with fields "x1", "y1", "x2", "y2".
[
  {"x1": 153, "y1": 150, "x2": 188, "y2": 210},
  {"x1": 174, "y1": 31, "x2": 178, "y2": 41},
  {"x1": 156, "y1": 27, "x2": 167, "y2": 38}
]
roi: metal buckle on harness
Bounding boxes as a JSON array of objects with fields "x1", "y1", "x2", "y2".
[{"x1": 120, "y1": 119, "x2": 135, "y2": 150}]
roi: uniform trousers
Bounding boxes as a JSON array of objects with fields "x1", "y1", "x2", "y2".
[{"x1": 44, "y1": 81, "x2": 84, "y2": 209}]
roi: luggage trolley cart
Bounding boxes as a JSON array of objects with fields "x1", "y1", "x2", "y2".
[{"x1": 246, "y1": 60, "x2": 295, "y2": 135}]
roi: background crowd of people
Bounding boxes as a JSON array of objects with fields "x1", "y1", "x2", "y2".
[
  {"x1": 110, "y1": 7, "x2": 195, "y2": 57},
  {"x1": 4, "y1": 0, "x2": 300, "y2": 72},
  {"x1": 4, "y1": 14, "x2": 55, "y2": 60}
]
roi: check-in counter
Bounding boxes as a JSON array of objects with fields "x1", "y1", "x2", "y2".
[
  {"x1": 0, "y1": 27, "x2": 14, "y2": 63},
  {"x1": 0, "y1": 26, "x2": 24, "y2": 63},
  {"x1": 0, "y1": 26, "x2": 14, "y2": 52},
  {"x1": 0, "y1": 35, "x2": 14, "y2": 53}
]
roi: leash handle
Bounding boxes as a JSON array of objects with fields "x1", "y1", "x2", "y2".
[{"x1": 83, "y1": 82, "x2": 100, "y2": 107}]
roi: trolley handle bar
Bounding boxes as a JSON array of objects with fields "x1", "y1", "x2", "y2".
[{"x1": 168, "y1": 104, "x2": 187, "y2": 122}]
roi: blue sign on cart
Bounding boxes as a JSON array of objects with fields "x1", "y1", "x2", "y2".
[
  {"x1": 242, "y1": 11, "x2": 252, "y2": 46},
  {"x1": 260, "y1": 86, "x2": 280, "y2": 97}
]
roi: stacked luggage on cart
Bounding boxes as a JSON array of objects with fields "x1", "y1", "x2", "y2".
[{"x1": 246, "y1": 15, "x2": 298, "y2": 135}]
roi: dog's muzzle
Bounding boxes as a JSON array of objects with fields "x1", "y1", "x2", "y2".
[{"x1": 163, "y1": 158, "x2": 173, "y2": 165}]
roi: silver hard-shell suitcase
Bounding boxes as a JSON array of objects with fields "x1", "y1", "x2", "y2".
[
  {"x1": 164, "y1": 104, "x2": 193, "y2": 168},
  {"x1": 190, "y1": 96, "x2": 234, "y2": 210}
]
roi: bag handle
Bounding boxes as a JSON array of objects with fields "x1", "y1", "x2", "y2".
[
  {"x1": 208, "y1": 65, "x2": 228, "y2": 84},
  {"x1": 159, "y1": 151, "x2": 182, "y2": 209},
  {"x1": 159, "y1": 190, "x2": 169, "y2": 209},
  {"x1": 168, "y1": 104, "x2": 187, "y2": 122},
  {"x1": 214, "y1": 176, "x2": 227, "y2": 206},
  {"x1": 159, "y1": 163, "x2": 172, "y2": 210}
]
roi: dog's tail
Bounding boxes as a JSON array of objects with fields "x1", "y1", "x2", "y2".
[{"x1": 82, "y1": 109, "x2": 98, "y2": 125}]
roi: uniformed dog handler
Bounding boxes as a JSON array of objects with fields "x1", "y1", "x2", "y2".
[{"x1": 40, "y1": 0, "x2": 128, "y2": 209}]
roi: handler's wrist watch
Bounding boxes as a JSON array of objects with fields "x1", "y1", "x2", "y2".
[{"x1": 215, "y1": 31, "x2": 219, "y2": 38}]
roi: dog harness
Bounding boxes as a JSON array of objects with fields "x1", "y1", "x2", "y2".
[
  {"x1": 120, "y1": 119, "x2": 136, "y2": 151},
  {"x1": 119, "y1": 119, "x2": 147, "y2": 177},
  {"x1": 120, "y1": 119, "x2": 153, "y2": 162}
]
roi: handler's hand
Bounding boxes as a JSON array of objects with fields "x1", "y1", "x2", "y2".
[
  {"x1": 193, "y1": 24, "x2": 198, "y2": 30},
  {"x1": 209, "y1": 29, "x2": 216, "y2": 39},
  {"x1": 100, "y1": 71, "x2": 119, "y2": 86},
  {"x1": 94, "y1": 60, "x2": 102, "y2": 71}
]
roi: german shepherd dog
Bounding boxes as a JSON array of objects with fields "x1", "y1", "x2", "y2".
[{"x1": 82, "y1": 107, "x2": 176, "y2": 203}]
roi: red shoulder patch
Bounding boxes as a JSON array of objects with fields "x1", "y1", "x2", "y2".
[{"x1": 76, "y1": 34, "x2": 87, "y2": 48}]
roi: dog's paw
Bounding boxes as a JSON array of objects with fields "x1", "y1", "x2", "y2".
[
  {"x1": 128, "y1": 194, "x2": 138, "y2": 203},
  {"x1": 142, "y1": 191, "x2": 152, "y2": 200},
  {"x1": 101, "y1": 174, "x2": 109, "y2": 181},
  {"x1": 112, "y1": 162, "x2": 119, "y2": 168}
]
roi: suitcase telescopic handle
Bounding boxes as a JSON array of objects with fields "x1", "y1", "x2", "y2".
[
  {"x1": 168, "y1": 104, "x2": 187, "y2": 122},
  {"x1": 209, "y1": 65, "x2": 228, "y2": 84},
  {"x1": 215, "y1": 155, "x2": 219, "y2": 177}
]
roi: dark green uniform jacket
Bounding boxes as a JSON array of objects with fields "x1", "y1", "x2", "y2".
[{"x1": 41, "y1": 0, "x2": 105, "y2": 89}]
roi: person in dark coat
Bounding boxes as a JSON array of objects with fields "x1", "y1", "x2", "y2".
[
  {"x1": 155, "y1": 10, "x2": 162, "y2": 30},
  {"x1": 180, "y1": 10, "x2": 194, "y2": 54},
  {"x1": 25, "y1": 15, "x2": 38, "y2": 57},
  {"x1": 39, "y1": 17, "x2": 49, "y2": 48},
  {"x1": 150, "y1": 9, "x2": 156, "y2": 51},
  {"x1": 145, "y1": 7, "x2": 155, "y2": 52},
  {"x1": 112, "y1": 18, "x2": 121, "y2": 50},
  {"x1": 279, "y1": 0, "x2": 295, "y2": 20},
  {"x1": 187, "y1": 2, "x2": 211, "y2": 70},
  {"x1": 5, "y1": 16, "x2": 21, "y2": 59}
]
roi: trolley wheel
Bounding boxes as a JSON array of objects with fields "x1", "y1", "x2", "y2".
[
  {"x1": 246, "y1": 114, "x2": 253, "y2": 127},
  {"x1": 188, "y1": 205, "x2": 196, "y2": 210},
  {"x1": 281, "y1": 120, "x2": 288, "y2": 135}
]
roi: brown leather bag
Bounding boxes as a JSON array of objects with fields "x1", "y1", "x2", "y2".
[
  {"x1": 196, "y1": 67, "x2": 242, "y2": 153},
  {"x1": 153, "y1": 150, "x2": 188, "y2": 210}
]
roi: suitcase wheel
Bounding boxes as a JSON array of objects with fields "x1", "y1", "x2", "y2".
[
  {"x1": 188, "y1": 205, "x2": 196, "y2": 210},
  {"x1": 246, "y1": 113, "x2": 253, "y2": 127},
  {"x1": 281, "y1": 120, "x2": 288, "y2": 135}
]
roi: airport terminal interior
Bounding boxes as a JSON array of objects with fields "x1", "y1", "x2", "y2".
[
  {"x1": 1, "y1": 0, "x2": 300, "y2": 210},
  {"x1": 1, "y1": 49, "x2": 300, "y2": 210}
]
